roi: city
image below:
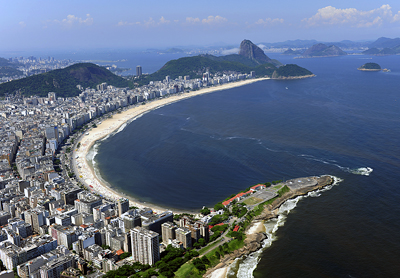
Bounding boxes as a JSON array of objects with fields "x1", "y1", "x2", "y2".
[{"x1": 0, "y1": 69, "x2": 260, "y2": 278}]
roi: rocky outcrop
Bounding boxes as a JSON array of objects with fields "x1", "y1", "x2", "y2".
[
  {"x1": 239, "y1": 40, "x2": 272, "y2": 64},
  {"x1": 203, "y1": 233, "x2": 267, "y2": 278},
  {"x1": 204, "y1": 175, "x2": 334, "y2": 277}
]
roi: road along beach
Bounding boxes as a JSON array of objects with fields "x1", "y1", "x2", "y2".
[{"x1": 73, "y1": 77, "x2": 270, "y2": 214}]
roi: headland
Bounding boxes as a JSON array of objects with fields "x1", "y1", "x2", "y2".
[
  {"x1": 204, "y1": 175, "x2": 335, "y2": 278},
  {"x1": 73, "y1": 77, "x2": 269, "y2": 214}
]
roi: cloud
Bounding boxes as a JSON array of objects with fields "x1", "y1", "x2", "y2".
[
  {"x1": 202, "y1": 15, "x2": 227, "y2": 24},
  {"x1": 302, "y1": 5, "x2": 399, "y2": 27},
  {"x1": 46, "y1": 14, "x2": 93, "y2": 29},
  {"x1": 186, "y1": 17, "x2": 200, "y2": 24},
  {"x1": 159, "y1": 16, "x2": 170, "y2": 24},
  {"x1": 393, "y1": 11, "x2": 400, "y2": 22},
  {"x1": 255, "y1": 18, "x2": 284, "y2": 26},
  {"x1": 185, "y1": 15, "x2": 227, "y2": 25},
  {"x1": 19, "y1": 21, "x2": 26, "y2": 28},
  {"x1": 118, "y1": 16, "x2": 171, "y2": 27},
  {"x1": 221, "y1": 48, "x2": 239, "y2": 55}
]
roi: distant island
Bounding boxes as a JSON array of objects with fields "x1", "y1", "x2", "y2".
[
  {"x1": 282, "y1": 48, "x2": 303, "y2": 55},
  {"x1": 358, "y1": 62, "x2": 390, "y2": 72},
  {"x1": 301, "y1": 43, "x2": 347, "y2": 58},
  {"x1": 358, "y1": 63, "x2": 381, "y2": 71}
]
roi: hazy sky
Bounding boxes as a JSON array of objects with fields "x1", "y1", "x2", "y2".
[{"x1": 1, "y1": 0, "x2": 400, "y2": 51}]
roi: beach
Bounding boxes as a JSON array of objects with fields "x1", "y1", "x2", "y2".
[{"x1": 73, "y1": 77, "x2": 269, "y2": 214}]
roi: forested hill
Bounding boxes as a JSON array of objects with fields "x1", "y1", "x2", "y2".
[
  {"x1": 0, "y1": 63, "x2": 132, "y2": 98},
  {"x1": 137, "y1": 55, "x2": 278, "y2": 84}
]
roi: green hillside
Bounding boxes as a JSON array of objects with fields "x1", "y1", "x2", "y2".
[
  {"x1": 137, "y1": 55, "x2": 279, "y2": 85},
  {"x1": 272, "y1": 64, "x2": 313, "y2": 78},
  {"x1": 0, "y1": 63, "x2": 132, "y2": 97}
]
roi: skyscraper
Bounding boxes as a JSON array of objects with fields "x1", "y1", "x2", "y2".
[
  {"x1": 136, "y1": 66, "x2": 142, "y2": 77},
  {"x1": 131, "y1": 227, "x2": 159, "y2": 265}
]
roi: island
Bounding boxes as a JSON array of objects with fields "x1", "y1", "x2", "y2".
[
  {"x1": 358, "y1": 62, "x2": 381, "y2": 71},
  {"x1": 282, "y1": 48, "x2": 303, "y2": 55},
  {"x1": 358, "y1": 62, "x2": 390, "y2": 72}
]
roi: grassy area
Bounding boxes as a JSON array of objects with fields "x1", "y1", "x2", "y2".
[
  {"x1": 273, "y1": 185, "x2": 283, "y2": 190},
  {"x1": 175, "y1": 239, "x2": 245, "y2": 278},
  {"x1": 243, "y1": 197, "x2": 263, "y2": 205},
  {"x1": 199, "y1": 240, "x2": 219, "y2": 255},
  {"x1": 175, "y1": 262, "x2": 203, "y2": 278}
]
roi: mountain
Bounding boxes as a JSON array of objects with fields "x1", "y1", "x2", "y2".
[
  {"x1": 362, "y1": 48, "x2": 381, "y2": 55},
  {"x1": 363, "y1": 45, "x2": 400, "y2": 55},
  {"x1": 0, "y1": 63, "x2": 131, "y2": 97},
  {"x1": 136, "y1": 55, "x2": 278, "y2": 84},
  {"x1": 0, "y1": 57, "x2": 23, "y2": 77},
  {"x1": 282, "y1": 48, "x2": 302, "y2": 55},
  {"x1": 302, "y1": 43, "x2": 347, "y2": 57},
  {"x1": 369, "y1": 37, "x2": 400, "y2": 49},
  {"x1": 260, "y1": 39, "x2": 319, "y2": 48},
  {"x1": 238, "y1": 39, "x2": 272, "y2": 64}
]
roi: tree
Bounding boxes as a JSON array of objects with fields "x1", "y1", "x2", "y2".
[
  {"x1": 200, "y1": 207, "x2": 210, "y2": 215},
  {"x1": 214, "y1": 202, "x2": 224, "y2": 211},
  {"x1": 198, "y1": 238, "x2": 206, "y2": 247}
]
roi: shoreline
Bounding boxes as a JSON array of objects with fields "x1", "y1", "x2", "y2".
[
  {"x1": 204, "y1": 175, "x2": 336, "y2": 278},
  {"x1": 73, "y1": 77, "x2": 270, "y2": 214}
]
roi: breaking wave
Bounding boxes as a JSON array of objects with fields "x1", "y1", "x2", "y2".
[{"x1": 299, "y1": 154, "x2": 373, "y2": 176}]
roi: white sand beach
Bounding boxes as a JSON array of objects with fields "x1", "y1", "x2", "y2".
[
  {"x1": 246, "y1": 220, "x2": 266, "y2": 235},
  {"x1": 73, "y1": 78, "x2": 269, "y2": 213},
  {"x1": 207, "y1": 267, "x2": 228, "y2": 278}
]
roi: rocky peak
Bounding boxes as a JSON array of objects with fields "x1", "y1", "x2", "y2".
[{"x1": 239, "y1": 39, "x2": 271, "y2": 64}]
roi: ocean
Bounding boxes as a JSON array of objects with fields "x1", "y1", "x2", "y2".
[{"x1": 92, "y1": 53, "x2": 400, "y2": 277}]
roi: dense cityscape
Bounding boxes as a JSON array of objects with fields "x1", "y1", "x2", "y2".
[{"x1": 0, "y1": 68, "x2": 261, "y2": 278}]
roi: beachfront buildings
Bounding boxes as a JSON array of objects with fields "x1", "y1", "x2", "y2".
[
  {"x1": 130, "y1": 227, "x2": 159, "y2": 265},
  {"x1": 0, "y1": 66, "x2": 259, "y2": 275}
]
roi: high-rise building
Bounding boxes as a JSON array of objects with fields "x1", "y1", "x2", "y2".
[
  {"x1": 45, "y1": 126, "x2": 59, "y2": 144},
  {"x1": 130, "y1": 227, "x2": 159, "y2": 265},
  {"x1": 161, "y1": 222, "x2": 176, "y2": 244},
  {"x1": 136, "y1": 66, "x2": 142, "y2": 77},
  {"x1": 175, "y1": 227, "x2": 192, "y2": 248},
  {"x1": 117, "y1": 198, "x2": 129, "y2": 217}
]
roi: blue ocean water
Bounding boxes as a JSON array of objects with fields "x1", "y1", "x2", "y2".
[{"x1": 94, "y1": 54, "x2": 400, "y2": 277}]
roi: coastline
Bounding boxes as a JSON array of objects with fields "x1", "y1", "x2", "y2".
[
  {"x1": 204, "y1": 175, "x2": 335, "y2": 278},
  {"x1": 272, "y1": 74, "x2": 315, "y2": 80},
  {"x1": 73, "y1": 77, "x2": 270, "y2": 214}
]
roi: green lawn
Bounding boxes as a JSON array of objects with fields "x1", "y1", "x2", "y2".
[
  {"x1": 273, "y1": 185, "x2": 283, "y2": 190},
  {"x1": 243, "y1": 197, "x2": 263, "y2": 205}
]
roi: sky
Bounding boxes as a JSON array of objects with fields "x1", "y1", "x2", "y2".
[{"x1": 1, "y1": 0, "x2": 400, "y2": 52}]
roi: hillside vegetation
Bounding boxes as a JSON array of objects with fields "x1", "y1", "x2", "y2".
[
  {"x1": 272, "y1": 64, "x2": 313, "y2": 78},
  {"x1": 0, "y1": 63, "x2": 131, "y2": 97}
]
